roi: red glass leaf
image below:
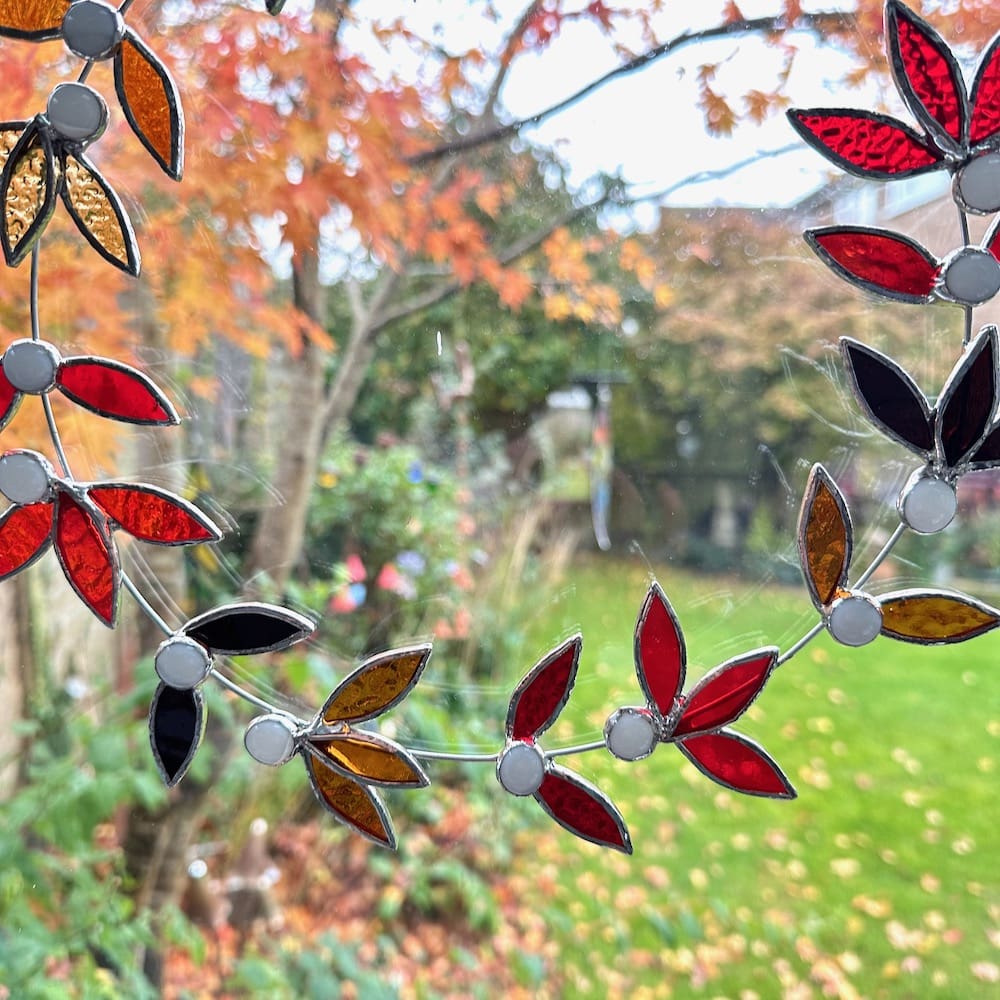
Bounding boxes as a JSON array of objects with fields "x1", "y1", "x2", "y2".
[
  {"x1": 679, "y1": 731, "x2": 795, "y2": 799},
  {"x1": 806, "y1": 227, "x2": 939, "y2": 302},
  {"x1": 0, "y1": 368, "x2": 20, "y2": 430},
  {"x1": 787, "y1": 109, "x2": 940, "y2": 178},
  {"x1": 674, "y1": 648, "x2": 778, "y2": 738},
  {"x1": 88, "y1": 484, "x2": 221, "y2": 545},
  {"x1": 56, "y1": 357, "x2": 177, "y2": 425},
  {"x1": 0, "y1": 502, "x2": 51, "y2": 577},
  {"x1": 936, "y1": 326, "x2": 997, "y2": 468},
  {"x1": 634, "y1": 582, "x2": 685, "y2": 716},
  {"x1": 886, "y1": 0, "x2": 966, "y2": 147},
  {"x1": 986, "y1": 217, "x2": 1000, "y2": 262},
  {"x1": 535, "y1": 767, "x2": 632, "y2": 853},
  {"x1": 970, "y1": 34, "x2": 1000, "y2": 146},
  {"x1": 54, "y1": 493, "x2": 118, "y2": 626},
  {"x1": 507, "y1": 634, "x2": 580, "y2": 741},
  {"x1": 840, "y1": 338, "x2": 933, "y2": 453}
]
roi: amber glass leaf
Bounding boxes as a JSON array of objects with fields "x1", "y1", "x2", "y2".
[
  {"x1": 879, "y1": 590, "x2": 1000, "y2": 644},
  {"x1": 61, "y1": 154, "x2": 140, "y2": 275},
  {"x1": 311, "y1": 731, "x2": 428, "y2": 788},
  {"x1": 305, "y1": 753, "x2": 395, "y2": 848},
  {"x1": 797, "y1": 465, "x2": 851, "y2": 609},
  {"x1": 321, "y1": 644, "x2": 431, "y2": 725},
  {"x1": 1, "y1": 121, "x2": 57, "y2": 267},
  {"x1": 0, "y1": 0, "x2": 69, "y2": 39},
  {"x1": 115, "y1": 34, "x2": 184, "y2": 180}
]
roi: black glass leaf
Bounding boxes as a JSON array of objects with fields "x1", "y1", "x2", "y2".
[
  {"x1": 149, "y1": 683, "x2": 204, "y2": 787},
  {"x1": 938, "y1": 327, "x2": 998, "y2": 467},
  {"x1": 183, "y1": 602, "x2": 315, "y2": 655},
  {"x1": 841, "y1": 338, "x2": 933, "y2": 453}
]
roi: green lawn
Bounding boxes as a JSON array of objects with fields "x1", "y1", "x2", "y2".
[{"x1": 501, "y1": 558, "x2": 999, "y2": 999}]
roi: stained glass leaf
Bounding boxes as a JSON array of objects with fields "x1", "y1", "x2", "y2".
[
  {"x1": 673, "y1": 647, "x2": 779, "y2": 738},
  {"x1": 1, "y1": 120, "x2": 57, "y2": 267},
  {"x1": 506, "y1": 634, "x2": 580, "y2": 741},
  {"x1": 535, "y1": 766, "x2": 632, "y2": 854},
  {"x1": 935, "y1": 325, "x2": 998, "y2": 467},
  {"x1": 879, "y1": 589, "x2": 1000, "y2": 644},
  {"x1": 805, "y1": 227, "x2": 940, "y2": 303},
  {"x1": 320, "y1": 644, "x2": 431, "y2": 725},
  {"x1": 114, "y1": 32, "x2": 184, "y2": 181},
  {"x1": 634, "y1": 581, "x2": 685, "y2": 716},
  {"x1": 971, "y1": 34, "x2": 1000, "y2": 146},
  {"x1": 0, "y1": 0, "x2": 68, "y2": 40},
  {"x1": 786, "y1": 109, "x2": 941, "y2": 178},
  {"x1": 305, "y1": 752, "x2": 396, "y2": 848},
  {"x1": 985, "y1": 215, "x2": 1000, "y2": 261},
  {"x1": 56, "y1": 356, "x2": 177, "y2": 424},
  {"x1": 149, "y1": 683, "x2": 204, "y2": 787},
  {"x1": 0, "y1": 502, "x2": 51, "y2": 578},
  {"x1": 968, "y1": 422, "x2": 1000, "y2": 468},
  {"x1": 840, "y1": 338, "x2": 933, "y2": 454},
  {"x1": 797, "y1": 464, "x2": 851, "y2": 610},
  {"x1": 0, "y1": 368, "x2": 21, "y2": 430},
  {"x1": 266, "y1": 0, "x2": 288, "y2": 13},
  {"x1": 60, "y1": 154, "x2": 140, "y2": 276},
  {"x1": 54, "y1": 493, "x2": 118, "y2": 627},
  {"x1": 88, "y1": 484, "x2": 222, "y2": 545},
  {"x1": 183, "y1": 602, "x2": 315, "y2": 655},
  {"x1": 679, "y1": 730, "x2": 796, "y2": 799},
  {"x1": 310, "y1": 731, "x2": 428, "y2": 788}
]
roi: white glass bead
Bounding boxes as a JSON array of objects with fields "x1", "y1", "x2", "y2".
[
  {"x1": 46, "y1": 83, "x2": 108, "y2": 143},
  {"x1": 941, "y1": 249, "x2": 1000, "y2": 305},
  {"x1": 244, "y1": 714, "x2": 298, "y2": 767},
  {"x1": 154, "y1": 636, "x2": 211, "y2": 689},
  {"x1": 61, "y1": 0, "x2": 124, "y2": 61},
  {"x1": 900, "y1": 475, "x2": 957, "y2": 534},
  {"x1": 604, "y1": 707, "x2": 657, "y2": 761},
  {"x1": 828, "y1": 594, "x2": 883, "y2": 647},
  {"x1": 2, "y1": 339, "x2": 60, "y2": 393},
  {"x1": 956, "y1": 153, "x2": 1000, "y2": 214},
  {"x1": 496, "y1": 741, "x2": 545, "y2": 796},
  {"x1": 0, "y1": 450, "x2": 53, "y2": 504}
]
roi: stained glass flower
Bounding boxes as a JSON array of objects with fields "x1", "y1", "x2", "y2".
[
  {"x1": 0, "y1": 0, "x2": 183, "y2": 180},
  {"x1": 244, "y1": 645, "x2": 432, "y2": 849},
  {"x1": 0, "y1": 449, "x2": 221, "y2": 626},
  {"x1": 789, "y1": 0, "x2": 1000, "y2": 213},
  {"x1": 603, "y1": 583, "x2": 794, "y2": 799}
]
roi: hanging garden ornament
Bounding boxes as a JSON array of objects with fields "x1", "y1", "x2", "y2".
[
  {"x1": 798, "y1": 464, "x2": 1000, "y2": 646},
  {"x1": 0, "y1": 0, "x2": 183, "y2": 180},
  {"x1": 604, "y1": 583, "x2": 793, "y2": 799},
  {"x1": 788, "y1": 1, "x2": 1000, "y2": 212}
]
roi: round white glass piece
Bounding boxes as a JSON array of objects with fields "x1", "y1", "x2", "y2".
[
  {"x1": 956, "y1": 153, "x2": 1000, "y2": 214},
  {"x1": 0, "y1": 450, "x2": 53, "y2": 504},
  {"x1": 941, "y1": 249, "x2": 1000, "y2": 305},
  {"x1": 900, "y1": 476, "x2": 957, "y2": 534},
  {"x1": 46, "y1": 83, "x2": 108, "y2": 143},
  {"x1": 244, "y1": 714, "x2": 298, "y2": 767},
  {"x1": 61, "y1": 0, "x2": 124, "y2": 61},
  {"x1": 604, "y1": 707, "x2": 657, "y2": 761},
  {"x1": 2, "y1": 339, "x2": 59, "y2": 393},
  {"x1": 496, "y1": 741, "x2": 545, "y2": 796},
  {"x1": 828, "y1": 594, "x2": 883, "y2": 648},
  {"x1": 154, "y1": 636, "x2": 211, "y2": 689}
]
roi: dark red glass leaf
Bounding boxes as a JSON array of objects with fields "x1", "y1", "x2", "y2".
[
  {"x1": 535, "y1": 767, "x2": 632, "y2": 853},
  {"x1": 183, "y1": 602, "x2": 315, "y2": 655},
  {"x1": 507, "y1": 635, "x2": 580, "y2": 741},
  {"x1": 679, "y1": 731, "x2": 795, "y2": 798},
  {"x1": 841, "y1": 338, "x2": 933, "y2": 453},
  {"x1": 970, "y1": 34, "x2": 1000, "y2": 146},
  {"x1": 88, "y1": 484, "x2": 221, "y2": 545},
  {"x1": 887, "y1": 0, "x2": 966, "y2": 147},
  {"x1": 0, "y1": 368, "x2": 20, "y2": 429},
  {"x1": 634, "y1": 582, "x2": 685, "y2": 716},
  {"x1": 0, "y1": 502, "x2": 51, "y2": 577},
  {"x1": 937, "y1": 326, "x2": 997, "y2": 467},
  {"x1": 56, "y1": 358, "x2": 177, "y2": 425},
  {"x1": 969, "y1": 423, "x2": 1000, "y2": 467},
  {"x1": 806, "y1": 228, "x2": 939, "y2": 302},
  {"x1": 985, "y1": 217, "x2": 1000, "y2": 262},
  {"x1": 674, "y1": 648, "x2": 778, "y2": 738},
  {"x1": 787, "y1": 109, "x2": 940, "y2": 177},
  {"x1": 54, "y1": 493, "x2": 118, "y2": 626},
  {"x1": 149, "y1": 683, "x2": 204, "y2": 787}
]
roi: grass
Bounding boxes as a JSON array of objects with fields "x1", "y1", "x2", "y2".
[{"x1": 498, "y1": 557, "x2": 999, "y2": 999}]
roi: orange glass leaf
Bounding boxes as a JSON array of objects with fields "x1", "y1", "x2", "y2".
[
  {"x1": 879, "y1": 590, "x2": 1000, "y2": 644},
  {"x1": 0, "y1": 0, "x2": 68, "y2": 39},
  {"x1": 321, "y1": 644, "x2": 431, "y2": 725},
  {"x1": 798, "y1": 464, "x2": 851, "y2": 608},
  {"x1": 305, "y1": 753, "x2": 395, "y2": 848},
  {"x1": 1, "y1": 121, "x2": 57, "y2": 267},
  {"x1": 311, "y1": 731, "x2": 428, "y2": 787}
]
